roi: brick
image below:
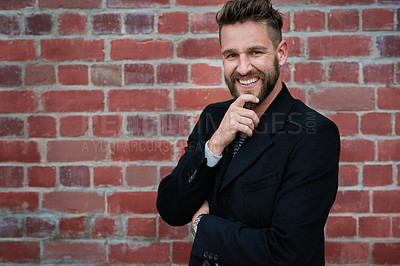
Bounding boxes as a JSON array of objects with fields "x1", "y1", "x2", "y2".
[
  {"x1": 161, "y1": 114, "x2": 191, "y2": 136},
  {"x1": 172, "y1": 242, "x2": 192, "y2": 264},
  {"x1": 373, "y1": 190, "x2": 400, "y2": 213},
  {"x1": 160, "y1": 166, "x2": 174, "y2": 179},
  {"x1": 58, "y1": 65, "x2": 88, "y2": 85},
  {"x1": 338, "y1": 164, "x2": 359, "y2": 186},
  {"x1": 378, "y1": 86, "x2": 400, "y2": 109},
  {"x1": 325, "y1": 241, "x2": 369, "y2": 264},
  {"x1": 158, "y1": 12, "x2": 188, "y2": 34},
  {"x1": 26, "y1": 217, "x2": 56, "y2": 238},
  {"x1": 361, "y1": 112, "x2": 392, "y2": 135},
  {"x1": 0, "y1": 40, "x2": 36, "y2": 61},
  {"x1": 59, "y1": 216, "x2": 88, "y2": 238},
  {"x1": 0, "y1": 241, "x2": 39, "y2": 263},
  {"x1": 41, "y1": 39, "x2": 104, "y2": 61},
  {"x1": 108, "y1": 0, "x2": 169, "y2": 8},
  {"x1": 60, "y1": 116, "x2": 88, "y2": 137},
  {"x1": 178, "y1": 38, "x2": 220, "y2": 59},
  {"x1": 372, "y1": 242, "x2": 400, "y2": 264},
  {"x1": 93, "y1": 13, "x2": 120, "y2": 34},
  {"x1": 397, "y1": 62, "x2": 400, "y2": 84},
  {"x1": 294, "y1": 62, "x2": 324, "y2": 84},
  {"x1": 0, "y1": 117, "x2": 24, "y2": 137},
  {"x1": 363, "y1": 164, "x2": 393, "y2": 187},
  {"x1": 110, "y1": 140, "x2": 173, "y2": 162},
  {"x1": 309, "y1": 86, "x2": 374, "y2": 111},
  {"x1": 25, "y1": 14, "x2": 52, "y2": 35},
  {"x1": 0, "y1": 0, "x2": 34, "y2": 10},
  {"x1": 359, "y1": 216, "x2": 390, "y2": 238},
  {"x1": 25, "y1": 64, "x2": 55, "y2": 86},
  {"x1": 124, "y1": 13, "x2": 154, "y2": 34},
  {"x1": 281, "y1": 12, "x2": 290, "y2": 32},
  {"x1": 176, "y1": 0, "x2": 226, "y2": 5},
  {"x1": 396, "y1": 113, "x2": 400, "y2": 135},
  {"x1": 191, "y1": 12, "x2": 218, "y2": 33},
  {"x1": 393, "y1": 217, "x2": 400, "y2": 237},
  {"x1": 159, "y1": 218, "x2": 188, "y2": 239},
  {"x1": 377, "y1": 35, "x2": 400, "y2": 57},
  {"x1": 42, "y1": 90, "x2": 104, "y2": 112},
  {"x1": 127, "y1": 217, "x2": 156, "y2": 237},
  {"x1": 60, "y1": 165, "x2": 90, "y2": 187},
  {"x1": 287, "y1": 87, "x2": 305, "y2": 102},
  {"x1": 126, "y1": 165, "x2": 157, "y2": 187},
  {"x1": 378, "y1": 139, "x2": 400, "y2": 161},
  {"x1": 329, "y1": 62, "x2": 359, "y2": 83},
  {"x1": 108, "y1": 89, "x2": 170, "y2": 111},
  {"x1": 0, "y1": 192, "x2": 38, "y2": 213},
  {"x1": 191, "y1": 63, "x2": 222, "y2": 85},
  {"x1": 93, "y1": 115, "x2": 122, "y2": 137},
  {"x1": 28, "y1": 116, "x2": 57, "y2": 138},
  {"x1": 125, "y1": 64, "x2": 154, "y2": 85},
  {"x1": 0, "y1": 217, "x2": 22, "y2": 237},
  {"x1": 43, "y1": 191, "x2": 104, "y2": 213},
  {"x1": 0, "y1": 141, "x2": 40, "y2": 163},
  {"x1": 157, "y1": 63, "x2": 188, "y2": 85},
  {"x1": 110, "y1": 39, "x2": 172, "y2": 60},
  {"x1": 175, "y1": 88, "x2": 231, "y2": 110},
  {"x1": 107, "y1": 191, "x2": 157, "y2": 214},
  {"x1": 363, "y1": 63, "x2": 394, "y2": 84},
  {"x1": 308, "y1": 35, "x2": 371, "y2": 59},
  {"x1": 331, "y1": 190, "x2": 370, "y2": 213},
  {"x1": 94, "y1": 166, "x2": 123, "y2": 187},
  {"x1": 109, "y1": 243, "x2": 169, "y2": 264},
  {"x1": 176, "y1": 138, "x2": 188, "y2": 160},
  {"x1": 39, "y1": 0, "x2": 102, "y2": 8},
  {"x1": 284, "y1": 36, "x2": 304, "y2": 57},
  {"x1": 28, "y1": 166, "x2": 56, "y2": 187},
  {"x1": 47, "y1": 140, "x2": 107, "y2": 162},
  {"x1": 58, "y1": 13, "x2": 87, "y2": 35},
  {"x1": 271, "y1": 0, "x2": 307, "y2": 4},
  {"x1": 294, "y1": 10, "x2": 324, "y2": 31},
  {"x1": 328, "y1": 113, "x2": 358, "y2": 136},
  {"x1": 311, "y1": 0, "x2": 373, "y2": 4},
  {"x1": 340, "y1": 139, "x2": 375, "y2": 162},
  {"x1": 127, "y1": 115, "x2": 158, "y2": 137},
  {"x1": 328, "y1": 9, "x2": 359, "y2": 32},
  {"x1": 44, "y1": 242, "x2": 106, "y2": 263},
  {"x1": 0, "y1": 65, "x2": 21, "y2": 86},
  {"x1": 91, "y1": 64, "x2": 122, "y2": 86},
  {"x1": 0, "y1": 166, "x2": 23, "y2": 187},
  {"x1": 326, "y1": 216, "x2": 356, "y2": 238},
  {"x1": 363, "y1": 9, "x2": 394, "y2": 30},
  {"x1": 92, "y1": 217, "x2": 122, "y2": 238}
]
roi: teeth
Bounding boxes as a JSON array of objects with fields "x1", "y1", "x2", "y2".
[{"x1": 239, "y1": 77, "x2": 258, "y2": 85}]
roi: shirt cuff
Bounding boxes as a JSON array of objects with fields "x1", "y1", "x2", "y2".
[{"x1": 204, "y1": 140, "x2": 223, "y2": 167}]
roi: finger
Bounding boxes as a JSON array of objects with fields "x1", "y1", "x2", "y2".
[
  {"x1": 233, "y1": 94, "x2": 259, "y2": 108},
  {"x1": 237, "y1": 108, "x2": 260, "y2": 127}
]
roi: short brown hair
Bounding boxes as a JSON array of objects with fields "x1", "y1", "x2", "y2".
[{"x1": 216, "y1": 0, "x2": 283, "y2": 48}]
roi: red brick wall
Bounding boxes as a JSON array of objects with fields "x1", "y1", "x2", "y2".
[{"x1": 0, "y1": 0, "x2": 399, "y2": 264}]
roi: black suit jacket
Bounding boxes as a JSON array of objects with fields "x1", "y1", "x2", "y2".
[{"x1": 157, "y1": 83, "x2": 340, "y2": 266}]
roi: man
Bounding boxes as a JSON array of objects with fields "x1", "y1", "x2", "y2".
[{"x1": 157, "y1": 0, "x2": 340, "y2": 265}]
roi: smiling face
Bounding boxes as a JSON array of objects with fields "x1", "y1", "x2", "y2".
[{"x1": 221, "y1": 21, "x2": 283, "y2": 109}]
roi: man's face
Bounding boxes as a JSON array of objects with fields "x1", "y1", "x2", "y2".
[{"x1": 221, "y1": 21, "x2": 280, "y2": 110}]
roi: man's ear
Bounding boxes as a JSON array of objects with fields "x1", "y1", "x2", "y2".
[{"x1": 276, "y1": 39, "x2": 288, "y2": 67}]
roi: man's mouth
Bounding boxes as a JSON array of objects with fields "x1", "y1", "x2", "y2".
[{"x1": 237, "y1": 77, "x2": 259, "y2": 85}]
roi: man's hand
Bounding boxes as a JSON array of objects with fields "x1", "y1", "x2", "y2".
[
  {"x1": 208, "y1": 94, "x2": 260, "y2": 156},
  {"x1": 192, "y1": 200, "x2": 209, "y2": 224}
]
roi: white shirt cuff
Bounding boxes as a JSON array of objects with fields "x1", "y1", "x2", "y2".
[{"x1": 204, "y1": 140, "x2": 223, "y2": 167}]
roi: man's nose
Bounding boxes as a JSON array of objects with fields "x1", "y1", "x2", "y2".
[{"x1": 236, "y1": 54, "x2": 253, "y2": 75}]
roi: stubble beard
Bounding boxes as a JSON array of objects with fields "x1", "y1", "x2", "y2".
[{"x1": 225, "y1": 56, "x2": 280, "y2": 110}]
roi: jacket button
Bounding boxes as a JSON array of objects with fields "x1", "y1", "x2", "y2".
[
  {"x1": 203, "y1": 251, "x2": 208, "y2": 258},
  {"x1": 202, "y1": 260, "x2": 210, "y2": 266},
  {"x1": 214, "y1": 254, "x2": 219, "y2": 260},
  {"x1": 208, "y1": 252, "x2": 213, "y2": 259}
]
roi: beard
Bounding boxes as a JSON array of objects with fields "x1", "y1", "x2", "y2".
[{"x1": 224, "y1": 56, "x2": 280, "y2": 110}]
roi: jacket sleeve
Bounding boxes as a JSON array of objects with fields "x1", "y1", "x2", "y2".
[
  {"x1": 191, "y1": 119, "x2": 340, "y2": 265},
  {"x1": 156, "y1": 105, "x2": 222, "y2": 226}
]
